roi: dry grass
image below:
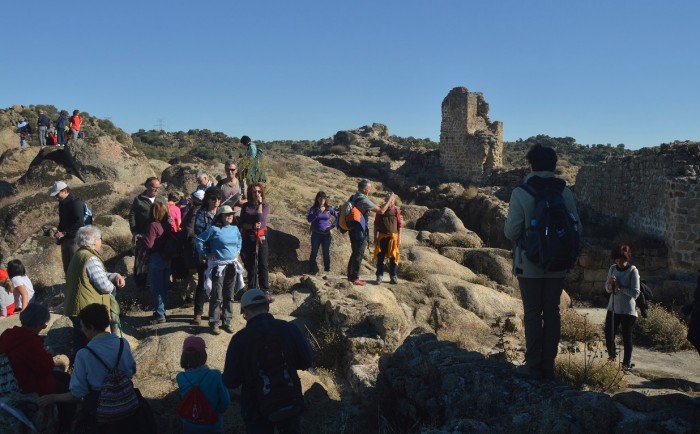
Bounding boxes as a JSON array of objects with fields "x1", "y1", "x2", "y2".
[
  {"x1": 307, "y1": 324, "x2": 344, "y2": 369},
  {"x1": 560, "y1": 308, "x2": 602, "y2": 343},
  {"x1": 555, "y1": 353, "x2": 628, "y2": 392},
  {"x1": 438, "y1": 325, "x2": 482, "y2": 351},
  {"x1": 632, "y1": 303, "x2": 692, "y2": 352}
]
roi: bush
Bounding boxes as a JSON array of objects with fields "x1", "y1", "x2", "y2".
[
  {"x1": 560, "y1": 309, "x2": 602, "y2": 343},
  {"x1": 308, "y1": 324, "x2": 344, "y2": 369},
  {"x1": 632, "y1": 303, "x2": 692, "y2": 352},
  {"x1": 555, "y1": 355, "x2": 627, "y2": 392}
]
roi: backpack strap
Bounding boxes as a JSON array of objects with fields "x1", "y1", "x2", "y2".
[
  {"x1": 85, "y1": 338, "x2": 124, "y2": 370},
  {"x1": 517, "y1": 183, "x2": 538, "y2": 199}
]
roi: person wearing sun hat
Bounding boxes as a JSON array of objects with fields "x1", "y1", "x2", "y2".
[
  {"x1": 222, "y1": 288, "x2": 312, "y2": 433},
  {"x1": 195, "y1": 205, "x2": 244, "y2": 335}
]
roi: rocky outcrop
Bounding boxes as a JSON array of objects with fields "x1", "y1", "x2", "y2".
[
  {"x1": 440, "y1": 247, "x2": 516, "y2": 287},
  {"x1": 415, "y1": 207, "x2": 467, "y2": 233}
]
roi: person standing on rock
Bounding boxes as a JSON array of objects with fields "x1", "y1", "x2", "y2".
[
  {"x1": 55, "y1": 110, "x2": 69, "y2": 146},
  {"x1": 190, "y1": 187, "x2": 222, "y2": 325},
  {"x1": 504, "y1": 144, "x2": 582, "y2": 380},
  {"x1": 239, "y1": 183, "x2": 271, "y2": 294},
  {"x1": 142, "y1": 202, "x2": 173, "y2": 324},
  {"x1": 307, "y1": 191, "x2": 337, "y2": 274},
  {"x1": 37, "y1": 109, "x2": 51, "y2": 147},
  {"x1": 69, "y1": 109, "x2": 83, "y2": 141},
  {"x1": 217, "y1": 159, "x2": 247, "y2": 215},
  {"x1": 605, "y1": 244, "x2": 640, "y2": 371},
  {"x1": 50, "y1": 180, "x2": 87, "y2": 275},
  {"x1": 373, "y1": 192, "x2": 403, "y2": 285},
  {"x1": 346, "y1": 179, "x2": 393, "y2": 286},
  {"x1": 128, "y1": 177, "x2": 167, "y2": 290},
  {"x1": 222, "y1": 289, "x2": 312, "y2": 434},
  {"x1": 195, "y1": 205, "x2": 243, "y2": 335}
]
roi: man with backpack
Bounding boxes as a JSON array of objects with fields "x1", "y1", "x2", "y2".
[
  {"x1": 345, "y1": 179, "x2": 393, "y2": 286},
  {"x1": 37, "y1": 109, "x2": 51, "y2": 147},
  {"x1": 50, "y1": 181, "x2": 87, "y2": 275},
  {"x1": 222, "y1": 289, "x2": 312, "y2": 434},
  {"x1": 504, "y1": 144, "x2": 582, "y2": 380}
]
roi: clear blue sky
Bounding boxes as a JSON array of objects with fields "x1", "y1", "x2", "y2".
[{"x1": 2, "y1": 1, "x2": 698, "y2": 149}]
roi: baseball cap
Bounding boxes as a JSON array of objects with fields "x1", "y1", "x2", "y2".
[
  {"x1": 240, "y1": 288, "x2": 269, "y2": 311},
  {"x1": 191, "y1": 190, "x2": 205, "y2": 202},
  {"x1": 49, "y1": 181, "x2": 68, "y2": 196},
  {"x1": 183, "y1": 335, "x2": 206, "y2": 352}
]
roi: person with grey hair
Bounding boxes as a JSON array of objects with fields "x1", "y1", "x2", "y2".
[
  {"x1": 65, "y1": 225, "x2": 126, "y2": 357},
  {"x1": 195, "y1": 170, "x2": 214, "y2": 192},
  {"x1": 345, "y1": 179, "x2": 393, "y2": 285}
]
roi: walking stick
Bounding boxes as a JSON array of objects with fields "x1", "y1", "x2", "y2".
[{"x1": 253, "y1": 237, "x2": 260, "y2": 289}]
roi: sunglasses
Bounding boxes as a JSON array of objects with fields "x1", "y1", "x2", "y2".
[{"x1": 226, "y1": 168, "x2": 237, "y2": 172}]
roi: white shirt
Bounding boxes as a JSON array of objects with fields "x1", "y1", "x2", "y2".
[{"x1": 11, "y1": 275, "x2": 34, "y2": 309}]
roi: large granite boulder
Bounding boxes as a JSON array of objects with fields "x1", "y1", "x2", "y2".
[
  {"x1": 415, "y1": 207, "x2": 467, "y2": 233},
  {"x1": 65, "y1": 135, "x2": 156, "y2": 186},
  {"x1": 440, "y1": 247, "x2": 516, "y2": 287}
]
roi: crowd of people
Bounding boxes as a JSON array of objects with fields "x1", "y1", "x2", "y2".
[
  {"x1": 1, "y1": 139, "x2": 699, "y2": 433},
  {"x1": 14, "y1": 108, "x2": 83, "y2": 149}
]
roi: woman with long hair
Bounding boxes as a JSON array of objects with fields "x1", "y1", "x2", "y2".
[
  {"x1": 604, "y1": 244, "x2": 640, "y2": 371},
  {"x1": 195, "y1": 205, "x2": 243, "y2": 335},
  {"x1": 7, "y1": 259, "x2": 34, "y2": 314},
  {"x1": 143, "y1": 201, "x2": 172, "y2": 324},
  {"x1": 307, "y1": 191, "x2": 337, "y2": 274},
  {"x1": 238, "y1": 183, "x2": 270, "y2": 292}
]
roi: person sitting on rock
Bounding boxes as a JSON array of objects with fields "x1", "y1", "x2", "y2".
[
  {"x1": 7, "y1": 259, "x2": 35, "y2": 315},
  {"x1": 0, "y1": 303, "x2": 75, "y2": 432},
  {"x1": 373, "y1": 192, "x2": 403, "y2": 285},
  {"x1": 0, "y1": 268, "x2": 15, "y2": 317}
]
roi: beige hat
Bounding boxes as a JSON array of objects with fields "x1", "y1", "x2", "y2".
[{"x1": 216, "y1": 205, "x2": 235, "y2": 216}]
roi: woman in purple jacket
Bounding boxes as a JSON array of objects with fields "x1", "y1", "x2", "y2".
[{"x1": 307, "y1": 191, "x2": 338, "y2": 274}]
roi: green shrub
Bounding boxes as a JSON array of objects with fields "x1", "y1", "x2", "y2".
[
  {"x1": 555, "y1": 354, "x2": 627, "y2": 392},
  {"x1": 632, "y1": 303, "x2": 691, "y2": 352}
]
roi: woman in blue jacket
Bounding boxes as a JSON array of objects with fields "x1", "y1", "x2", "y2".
[
  {"x1": 195, "y1": 205, "x2": 242, "y2": 335},
  {"x1": 307, "y1": 191, "x2": 337, "y2": 274}
]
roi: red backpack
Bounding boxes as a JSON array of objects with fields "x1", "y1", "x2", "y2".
[{"x1": 176, "y1": 371, "x2": 219, "y2": 425}]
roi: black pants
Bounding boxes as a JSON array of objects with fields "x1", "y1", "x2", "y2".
[
  {"x1": 242, "y1": 236, "x2": 269, "y2": 290},
  {"x1": 517, "y1": 277, "x2": 564, "y2": 373},
  {"x1": 347, "y1": 230, "x2": 368, "y2": 281},
  {"x1": 193, "y1": 261, "x2": 208, "y2": 316},
  {"x1": 53, "y1": 370, "x2": 76, "y2": 432},
  {"x1": 605, "y1": 311, "x2": 636, "y2": 365}
]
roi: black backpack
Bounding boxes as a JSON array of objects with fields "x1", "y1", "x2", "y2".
[
  {"x1": 247, "y1": 321, "x2": 304, "y2": 423},
  {"x1": 158, "y1": 223, "x2": 185, "y2": 261},
  {"x1": 637, "y1": 275, "x2": 654, "y2": 318},
  {"x1": 519, "y1": 177, "x2": 580, "y2": 272}
]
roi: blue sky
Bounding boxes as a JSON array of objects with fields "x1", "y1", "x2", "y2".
[{"x1": 2, "y1": 1, "x2": 698, "y2": 149}]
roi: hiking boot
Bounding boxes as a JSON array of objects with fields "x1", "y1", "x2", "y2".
[
  {"x1": 352, "y1": 279, "x2": 366, "y2": 286},
  {"x1": 622, "y1": 363, "x2": 635, "y2": 372},
  {"x1": 192, "y1": 315, "x2": 202, "y2": 326},
  {"x1": 221, "y1": 324, "x2": 234, "y2": 334},
  {"x1": 149, "y1": 317, "x2": 166, "y2": 325},
  {"x1": 514, "y1": 364, "x2": 543, "y2": 380},
  {"x1": 390, "y1": 275, "x2": 398, "y2": 284},
  {"x1": 375, "y1": 275, "x2": 383, "y2": 285},
  {"x1": 210, "y1": 324, "x2": 221, "y2": 335}
]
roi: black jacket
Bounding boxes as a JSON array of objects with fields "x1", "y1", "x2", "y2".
[{"x1": 57, "y1": 195, "x2": 85, "y2": 240}]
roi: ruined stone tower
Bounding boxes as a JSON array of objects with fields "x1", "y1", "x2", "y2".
[{"x1": 439, "y1": 87, "x2": 503, "y2": 181}]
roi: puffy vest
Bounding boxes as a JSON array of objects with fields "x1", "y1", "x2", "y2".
[{"x1": 64, "y1": 247, "x2": 111, "y2": 318}]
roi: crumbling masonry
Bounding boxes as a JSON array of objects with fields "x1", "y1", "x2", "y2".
[{"x1": 439, "y1": 87, "x2": 503, "y2": 181}]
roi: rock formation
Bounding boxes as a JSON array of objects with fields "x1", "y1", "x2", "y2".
[{"x1": 439, "y1": 87, "x2": 503, "y2": 181}]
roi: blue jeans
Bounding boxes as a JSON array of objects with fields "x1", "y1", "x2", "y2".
[
  {"x1": 309, "y1": 232, "x2": 331, "y2": 273},
  {"x1": 518, "y1": 277, "x2": 564, "y2": 372},
  {"x1": 149, "y1": 252, "x2": 171, "y2": 319},
  {"x1": 57, "y1": 128, "x2": 66, "y2": 145}
]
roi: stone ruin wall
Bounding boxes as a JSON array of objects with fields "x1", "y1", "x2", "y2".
[
  {"x1": 575, "y1": 143, "x2": 700, "y2": 272},
  {"x1": 439, "y1": 87, "x2": 503, "y2": 181}
]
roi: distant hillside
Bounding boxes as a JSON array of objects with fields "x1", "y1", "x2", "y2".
[{"x1": 131, "y1": 128, "x2": 635, "y2": 169}]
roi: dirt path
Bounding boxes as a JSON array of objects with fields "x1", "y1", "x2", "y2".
[{"x1": 576, "y1": 307, "x2": 700, "y2": 393}]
